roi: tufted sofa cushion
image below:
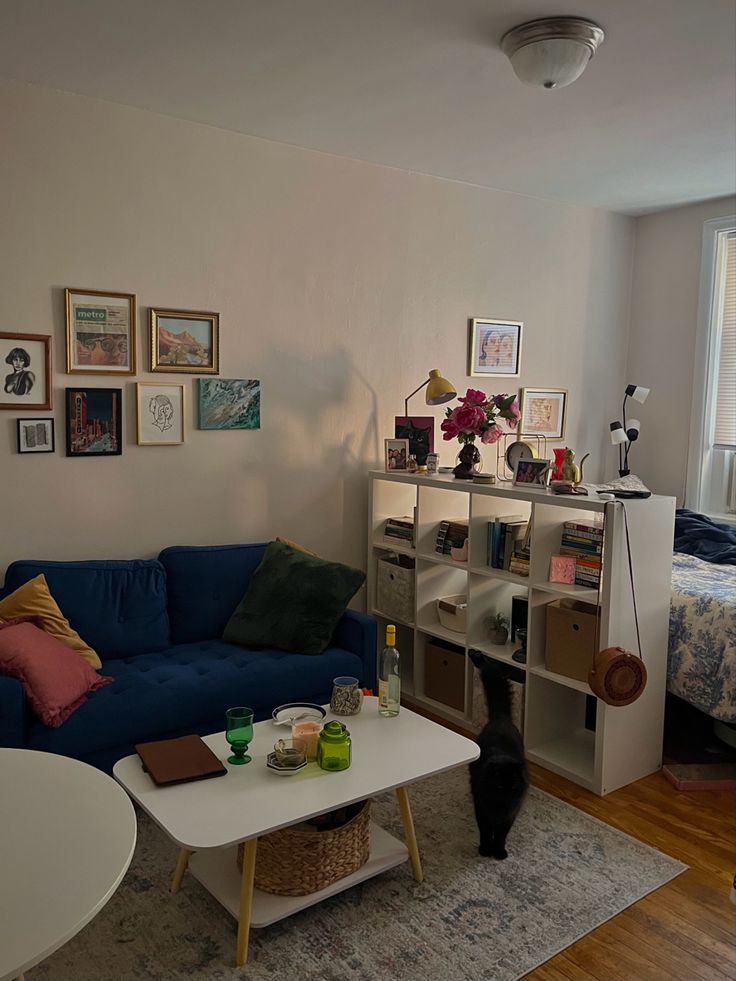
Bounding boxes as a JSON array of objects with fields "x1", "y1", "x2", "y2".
[
  {"x1": 159, "y1": 544, "x2": 267, "y2": 644},
  {"x1": 2, "y1": 560, "x2": 170, "y2": 659},
  {"x1": 25, "y1": 640, "x2": 364, "y2": 758}
]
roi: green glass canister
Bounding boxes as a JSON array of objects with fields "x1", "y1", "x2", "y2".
[{"x1": 317, "y1": 721, "x2": 352, "y2": 771}]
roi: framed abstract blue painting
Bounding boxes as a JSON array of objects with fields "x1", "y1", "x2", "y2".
[{"x1": 198, "y1": 378, "x2": 261, "y2": 430}]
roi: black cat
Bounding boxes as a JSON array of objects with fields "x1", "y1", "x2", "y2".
[{"x1": 468, "y1": 650, "x2": 529, "y2": 859}]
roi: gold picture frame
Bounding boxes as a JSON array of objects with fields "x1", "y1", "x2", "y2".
[
  {"x1": 65, "y1": 288, "x2": 137, "y2": 375},
  {"x1": 136, "y1": 382, "x2": 185, "y2": 446},
  {"x1": 519, "y1": 387, "x2": 568, "y2": 439},
  {"x1": 150, "y1": 308, "x2": 219, "y2": 374}
]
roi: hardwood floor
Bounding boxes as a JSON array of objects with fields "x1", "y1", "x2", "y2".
[
  {"x1": 526, "y1": 763, "x2": 735, "y2": 981},
  {"x1": 402, "y1": 698, "x2": 736, "y2": 980}
]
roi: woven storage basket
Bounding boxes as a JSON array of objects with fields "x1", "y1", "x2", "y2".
[{"x1": 237, "y1": 800, "x2": 371, "y2": 896}]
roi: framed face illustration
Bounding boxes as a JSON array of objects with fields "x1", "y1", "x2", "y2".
[
  {"x1": 136, "y1": 383, "x2": 185, "y2": 445},
  {"x1": 468, "y1": 319, "x2": 522, "y2": 377},
  {"x1": 0, "y1": 332, "x2": 52, "y2": 410}
]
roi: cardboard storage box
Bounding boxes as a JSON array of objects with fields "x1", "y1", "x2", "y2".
[
  {"x1": 545, "y1": 599, "x2": 598, "y2": 683},
  {"x1": 376, "y1": 554, "x2": 415, "y2": 624},
  {"x1": 424, "y1": 639, "x2": 465, "y2": 712}
]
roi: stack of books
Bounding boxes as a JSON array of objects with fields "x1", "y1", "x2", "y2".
[
  {"x1": 508, "y1": 529, "x2": 531, "y2": 578},
  {"x1": 559, "y1": 520, "x2": 604, "y2": 588},
  {"x1": 487, "y1": 515, "x2": 528, "y2": 571},
  {"x1": 435, "y1": 520, "x2": 469, "y2": 556},
  {"x1": 384, "y1": 515, "x2": 415, "y2": 549}
]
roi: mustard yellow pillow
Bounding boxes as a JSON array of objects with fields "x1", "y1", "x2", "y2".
[{"x1": 0, "y1": 574, "x2": 101, "y2": 669}]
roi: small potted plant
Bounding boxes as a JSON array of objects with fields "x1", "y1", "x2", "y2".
[{"x1": 486, "y1": 612, "x2": 510, "y2": 646}]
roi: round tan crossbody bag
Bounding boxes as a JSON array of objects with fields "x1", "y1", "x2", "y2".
[{"x1": 588, "y1": 502, "x2": 648, "y2": 706}]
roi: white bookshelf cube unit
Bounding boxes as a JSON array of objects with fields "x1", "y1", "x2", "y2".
[{"x1": 368, "y1": 471, "x2": 675, "y2": 795}]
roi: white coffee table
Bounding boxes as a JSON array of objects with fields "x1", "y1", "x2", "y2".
[
  {"x1": 0, "y1": 749, "x2": 137, "y2": 981},
  {"x1": 114, "y1": 697, "x2": 478, "y2": 967}
]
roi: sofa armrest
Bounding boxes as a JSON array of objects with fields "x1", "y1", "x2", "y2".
[
  {"x1": 0, "y1": 675, "x2": 28, "y2": 748},
  {"x1": 332, "y1": 610, "x2": 377, "y2": 691}
]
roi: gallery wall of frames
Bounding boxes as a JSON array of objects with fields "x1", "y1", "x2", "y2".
[{"x1": 3, "y1": 290, "x2": 261, "y2": 457}]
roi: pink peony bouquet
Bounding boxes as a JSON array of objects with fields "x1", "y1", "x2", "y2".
[{"x1": 441, "y1": 388, "x2": 519, "y2": 446}]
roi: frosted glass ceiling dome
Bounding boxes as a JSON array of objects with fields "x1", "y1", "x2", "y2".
[{"x1": 501, "y1": 17, "x2": 605, "y2": 90}]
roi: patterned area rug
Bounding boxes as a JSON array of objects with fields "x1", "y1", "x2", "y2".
[{"x1": 34, "y1": 770, "x2": 685, "y2": 981}]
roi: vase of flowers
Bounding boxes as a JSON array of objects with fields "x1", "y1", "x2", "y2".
[{"x1": 441, "y1": 389, "x2": 520, "y2": 480}]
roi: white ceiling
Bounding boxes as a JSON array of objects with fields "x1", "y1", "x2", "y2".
[{"x1": 1, "y1": 0, "x2": 734, "y2": 214}]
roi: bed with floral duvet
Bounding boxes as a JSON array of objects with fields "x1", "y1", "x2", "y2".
[{"x1": 669, "y1": 510, "x2": 736, "y2": 722}]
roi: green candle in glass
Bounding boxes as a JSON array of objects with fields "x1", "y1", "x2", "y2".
[{"x1": 225, "y1": 706, "x2": 254, "y2": 765}]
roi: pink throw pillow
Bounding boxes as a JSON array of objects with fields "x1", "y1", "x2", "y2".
[{"x1": 0, "y1": 618, "x2": 113, "y2": 727}]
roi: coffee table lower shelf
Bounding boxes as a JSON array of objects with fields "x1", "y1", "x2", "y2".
[{"x1": 189, "y1": 821, "x2": 409, "y2": 928}]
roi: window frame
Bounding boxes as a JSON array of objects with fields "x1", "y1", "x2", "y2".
[{"x1": 686, "y1": 215, "x2": 736, "y2": 518}]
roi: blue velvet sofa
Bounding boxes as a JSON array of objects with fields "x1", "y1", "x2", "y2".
[{"x1": 0, "y1": 543, "x2": 376, "y2": 772}]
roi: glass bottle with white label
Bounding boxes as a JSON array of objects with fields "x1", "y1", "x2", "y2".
[{"x1": 378, "y1": 624, "x2": 401, "y2": 717}]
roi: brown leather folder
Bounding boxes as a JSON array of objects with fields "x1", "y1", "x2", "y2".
[{"x1": 135, "y1": 734, "x2": 227, "y2": 786}]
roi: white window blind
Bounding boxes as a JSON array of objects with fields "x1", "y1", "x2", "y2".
[{"x1": 714, "y1": 231, "x2": 736, "y2": 450}]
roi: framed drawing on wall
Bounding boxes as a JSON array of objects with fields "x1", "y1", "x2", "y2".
[
  {"x1": 0, "y1": 332, "x2": 52, "y2": 410},
  {"x1": 65, "y1": 288, "x2": 137, "y2": 374},
  {"x1": 468, "y1": 319, "x2": 522, "y2": 377},
  {"x1": 136, "y1": 383, "x2": 185, "y2": 445},
  {"x1": 519, "y1": 388, "x2": 567, "y2": 439},
  {"x1": 66, "y1": 387, "x2": 122, "y2": 457},
  {"x1": 17, "y1": 418, "x2": 55, "y2": 454},
  {"x1": 151, "y1": 308, "x2": 219, "y2": 374}
]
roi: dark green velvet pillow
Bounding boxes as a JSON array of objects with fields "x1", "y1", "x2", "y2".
[{"x1": 223, "y1": 541, "x2": 366, "y2": 655}]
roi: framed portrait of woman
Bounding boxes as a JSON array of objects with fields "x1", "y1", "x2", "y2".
[
  {"x1": 0, "y1": 332, "x2": 52, "y2": 410},
  {"x1": 468, "y1": 318, "x2": 523, "y2": 377}
]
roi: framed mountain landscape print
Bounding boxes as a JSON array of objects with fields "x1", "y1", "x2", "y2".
[{"x1": 150, "y1": 308, "x2": 219, "y2": 374}]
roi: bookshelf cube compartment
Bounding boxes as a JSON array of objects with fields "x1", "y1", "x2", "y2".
[
  {"x1": 469, "y1": 494, "x2": 531, "y2": 572},
  {"x1": 467, "y1": 573, "x2": 527, "y2": 669},
  {"x1": 415, "y1": 561, "x2": 468, "y2": 644},
  {"x1": 525, "y1": 673, "x2": 597, "y2": 789},
  {"x1": 370, "y1": 479, "x2": 416, "y2": 549},
  {"x1": 416, "y1": 485, "x2": 469, "y2": 557}
]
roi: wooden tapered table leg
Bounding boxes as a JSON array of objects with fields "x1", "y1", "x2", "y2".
[
  {"x1": 170, "y1": 848, "x2": 192, "y2": 894},
  {"x1": 236, "y1": 838, "x2": 258, "y2": 967},
  {"x1": 395, "y1": 785, "x2": 423, "y2": 883}
]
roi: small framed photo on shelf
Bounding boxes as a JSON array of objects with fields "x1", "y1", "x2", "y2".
[
  {"x1": 513, "y1": 458, "x2": 551, "y2": 487},
  {"x1": 17, "y1": 418, "x2": 54, "y2": 454},
  {"x1": 65, "y1": 288, "x2": 137, "y2": 374},
  {"x1": 549, "y1": 555, "x2": 576, "y2": 584},
  {"x1": 519, "y1": 388, "x2": 567, "y2": 439},
  {"x1": 151, "y1": 308, "x2": 219, "y2": 373},
  {"x1": 385, "y1": 437, "x2": 409, "y2": 471},
  {"x1": 0, "y1": 332, "x2": 52, "y2": 410},
  {"x1": 136, "y1": 383, "x2": 185, "y2": 445},
  {"x1": 394, "y1": 415, "x2": 434, "y2": 465},
  {"x1": 65, "y1": 387, "x2": 122, "y2": 457},
  {"x1": 468, "y1": 318, "x2": 522, "y2": 377}
]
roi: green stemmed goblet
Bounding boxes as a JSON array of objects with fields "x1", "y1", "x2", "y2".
[{"x1": 225, "y1": 706, "x2": 254, "y2": 765}]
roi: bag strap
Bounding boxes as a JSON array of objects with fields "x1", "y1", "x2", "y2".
[{"x1": 592, "y1": 500, "x2": 643, "y2": 667}]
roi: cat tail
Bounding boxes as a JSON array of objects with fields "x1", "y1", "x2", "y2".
[{"x1": 478, "y1": 657, "x2": 513, "y2": 719}]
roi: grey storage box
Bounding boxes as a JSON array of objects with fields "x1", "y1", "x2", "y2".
[{"x1": 376, "y1": 553, "x2": 415, "y2": 624}]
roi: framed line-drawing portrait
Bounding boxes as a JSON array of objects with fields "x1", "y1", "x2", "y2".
[
  {"x1": 468, "y1": 318, "x2": 523, "y2": 377},
  {"x1": 136, "y1": 383, "x2": 185, "y2": 445},
  {"x1": 151, "y1": 309, "x2": 219, "y2": 374},
  {"x1": 66, "y1": 387, "x2": 122, "y2": 457},
  {"x1": 0, "y1": 332, "x2": 52, "y2": 410},
  {"x1": 520, "y1": 388, "x2": 567, "y2": 439},
  {"x1": 65, "y1": 288, "x2": 137, "y2": 374},
  {"x1": 17, "y1": 418, "x2": 55, "y2": 454}
]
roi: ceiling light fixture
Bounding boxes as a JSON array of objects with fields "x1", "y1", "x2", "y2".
[{"x1": 501, "y1": 17, "x2": 605, "y2": 90}]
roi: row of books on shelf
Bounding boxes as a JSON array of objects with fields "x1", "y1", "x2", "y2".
[
  {"x1": 384, "y1": 514, "x2": 415, "y2": 548},
  {"x1": 558, "y1": 519, "x2": 603, "y2": 587},
  {"x1": 435, "y1": 520, "x2": 469, "y2": 556},
  {"x1": 488, "y1": 514, "x2": 531, "y2": 576}
]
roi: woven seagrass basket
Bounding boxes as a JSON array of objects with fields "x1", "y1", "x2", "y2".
[{"x1": 237, "y1": 800, "x2": 371, "y2": 896}]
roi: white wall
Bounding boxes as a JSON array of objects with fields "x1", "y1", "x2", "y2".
[
  {"x1": 628, "y1": 196, "x2": 736, "y2": 501},
  {"x1": 0, "y1": 80, "x2": 634, "y2": 578}
]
